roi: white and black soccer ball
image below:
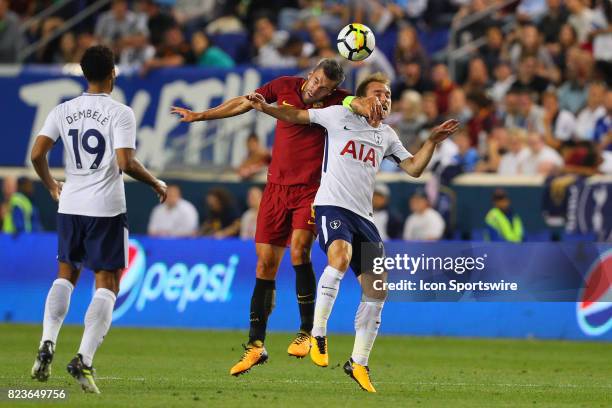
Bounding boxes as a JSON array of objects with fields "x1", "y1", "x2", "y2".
[{"x1": 336, "y1": 23, "x2": 375, "y2": 61}]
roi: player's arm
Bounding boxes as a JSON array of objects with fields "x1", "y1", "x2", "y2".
[
  {"x1": 171, "y1": 96, "x2": 253, "y2": 123},
  {"x1": 116, "y1": 149, "x2": 167, "y2": 203},
  {"x1": 247, "y1": 93, "x2": 311, "y2": 124},
  {"x1": 31, "y1": 136, "x2": 62, "y2": 202},
  {"x1": 344, "y1": 95, "x2": 383, "y2": 121},
  {"x1": 399, "y1": 120, "x2": 460, "y2": 177}
]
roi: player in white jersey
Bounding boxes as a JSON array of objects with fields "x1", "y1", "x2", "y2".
[
  {"x1": 29, "y1": 46, "x2": 167, "y2": 394},
  {"x1": 248, "y1": 72, "x2": 459, "y2": 393}
]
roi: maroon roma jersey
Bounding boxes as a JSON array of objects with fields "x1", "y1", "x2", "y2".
[{"x1": 255, "y1": 76, "x2": 350, "y2": 185}]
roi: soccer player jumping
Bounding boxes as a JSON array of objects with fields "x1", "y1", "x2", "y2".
[
  {"x1": 30, "y1": 46, "x2": 167, "y2": 393},
  {"x1": 171, "y1": 59, "x2": 381, "y2": 376},
  {"x1": 248, "y1": 72, "x2": 459, "y2": 392}
]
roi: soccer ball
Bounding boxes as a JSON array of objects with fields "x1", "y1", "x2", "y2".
[{"x1": 336, "y1": 23, "x2": 375, "y2": 61}]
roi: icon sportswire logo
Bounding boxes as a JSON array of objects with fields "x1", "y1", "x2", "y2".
[
  {"x1": 111, "y1": 239, "x2": 238, "y2": 321},
  {"x1": 576, "y1": 249, "x2": 612, "y2": 336}
]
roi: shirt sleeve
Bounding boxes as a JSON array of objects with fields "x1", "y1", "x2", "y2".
[
  {"x1": 308, "y1": 105, "x2": 345, "y2": 128},
  {"x1": 38, "y1": 107, "x2": 61, "y2": 141},
  {"x1": 255, "y1": 77, "x2": 285, "y2": 104},
  {"x1": 114, "y1": 106, "x2": 137, "y2": 149},
  {"x1": 384, "y1": 129, "x2": 412, "y2": 165}
]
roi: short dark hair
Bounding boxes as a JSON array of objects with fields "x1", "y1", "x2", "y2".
[
  {"x1": 313, "y1": 58, "x2": 345, "y2": 85},
  {"x1": 80, "y1": 45, "x2": 115, "y2": 83},
  {"x1": 355, "y1": 72, "x2": 390, "y2": 97}
]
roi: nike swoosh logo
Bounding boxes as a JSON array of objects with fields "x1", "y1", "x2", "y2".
[
  {"x1": 282, "y1": 100, "x2": 294, "y2": 107},
  {"x1": 344, "y1": 125, "x2": 351, "y2": 130},
  {"x1": 297, "y1": 294, "x2": 313, "y2": 299},
  {"x1": 307, "y1": 220, "x2": 315, "y2": 225}
]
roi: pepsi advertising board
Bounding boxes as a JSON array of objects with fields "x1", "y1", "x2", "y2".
[{"x1": 0, "y1": 233, "x2": 610, "y2": 341}]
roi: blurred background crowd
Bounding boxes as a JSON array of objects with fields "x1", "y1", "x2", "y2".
[{"x1": 1, "y1": 0, "x2": 611, "y2": 242}]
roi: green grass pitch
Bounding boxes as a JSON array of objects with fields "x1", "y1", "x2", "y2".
[{"x1": 0, "y1": 324, "x2": 610, "y2": 407}]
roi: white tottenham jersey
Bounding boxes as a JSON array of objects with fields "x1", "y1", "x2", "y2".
[
  {"x1": 38, "y1": 93, "x2": 137, "y2": 217},
  {"x1": 309, "y1": 105, "x2": 412, "y2": 221}
]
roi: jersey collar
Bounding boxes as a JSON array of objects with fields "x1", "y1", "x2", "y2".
[{"x1": 82, "y1": 92, "x2": 110, "y2": 97}]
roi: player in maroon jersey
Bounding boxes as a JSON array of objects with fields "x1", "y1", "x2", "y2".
[{"x1": 171, "y1": 59, "x2": 381, "y2": 376}]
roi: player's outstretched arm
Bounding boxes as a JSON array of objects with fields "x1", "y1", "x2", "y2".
[
  {"x1": 399, "y1": 120, "x2": 460, "y2": 177},
  {"x1": 116, "y1": 148, "x2": 168, "y2": 203},
  {"x1": 347, "y1": 96, "x2": 383, "y2": 121},
  {"x1": 31, "y1": 136, "x2": 63, "y2": 202},
  {"x1": 171, "y1": 96, "x2": 253, "y2": 123},
  {"x1": 247, "y1": 93, "x2": 311, "y2": 125}
]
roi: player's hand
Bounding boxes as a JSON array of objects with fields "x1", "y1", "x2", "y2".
[
  {"x1": 171, "y1": 106, "x2": 200, "y2": 123},
  {"x1": 352, "y1": 96, "x2": 383, "y2": 121},
  {"x1": 246, "y1": 93, "x2": 267, "y2": 111},
  {"x1": 429, "y1": 119, "x2": 460, "y2": 144},
  {"x1": 49, "y1": 180, "x2": 63, "y2": 202},
  {"x1": 153, "y1": 179, "x2": 168, "y2": 203}
]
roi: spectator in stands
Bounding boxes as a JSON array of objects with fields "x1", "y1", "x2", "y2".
[
  {"x1": 516, "y1": 0, "x2": 549, "y2": 23},
  {"x1": 35, "y1": 17, "x2": 64, "y2": 63},
  {"x1": 466, "y1": 91, "x2": 497, "y2": 147},
  {"x1": 140, "y1": 25, "x2": 191, "y2": 73},
  {"x1": 452, "y1": 127, "x2": 479, "y2": 172},
  {"x1": 498, "y1": 128, "x2": 530, "y2": 175},
  {"x1": 148, "y1": 184, "x2": 199, "y2": 237},
  {"x1": 0, "y1": 176, "x2": 16, "y2": 228},
  {"x1": 389, "y1": 90, "x2": 427, "y2": 153},
  {"x1": 485, "y1": 188, "x2": 524, "y2": 242},
  {"x1": 503, "y1": 87, "x2": 545, "y2": 134},
  {"x1": 2, "y1": 177, "x2": 42, "y2": 234},
  {"x1": 252, "y1": 14, "x2": 293, "y2": 67},
  {"x1": 476, "y1": 126, "x2": 509, "y2": 173},
  {"x1": 0, "y1": 0, "x2": 25, "y2": 63},
  {"x1": 508, "y1": 23, "x2": 557, "y2": 81},
  {"x1": 541, "y1": 89, "x2": 577, "y2": 148},
  {"x1": 240, "y1": 186, "x2": 262, "y2": 239},
  {"x1": 479, "y1": 26, "x2": 504, "y2": 76},
  {"x1": 452, "y1": 0, "x2": 495, "y2": 47},
  {"x1": 488, "y1": 61, "x2": 515, "y2": 104},
  {"x1": 566, "y1": 0, "x2": 607, "y2": 43},
  {"x1": 558, "y1": 47, "x2": 593, "y2": 114},
  {"x1": 307, "y1": 26, "x2": 336, "y2": 59},
  {"x1": 403, "y1": 189, "x2": 445, "y2": 241},
  {"x1": 510, "y1": 55, "x2": 551, "y2": 96},
  {"x1": 95, "y1": 0, "x2": 153, "y2": 66},
  {"x1": 54, "y1": 32, "x2": 80, "y2": 64},
  {"x1": 446, "y1": 88, "x2": 472, "y2": 125},
  {"x1": 522, "y1": 131, "x2": 564, "y2": 175},
  {"x1": 539, "y1": 0, "x2": 569, "y2": 47},
  {"x1": 173, "y1": 0, "x2": 216, "y2": 34},
  {"x1": 372, "y1": 182, "x2": 403, "y2": 241},
  {"x1": 462, "y1": 57, "x2": 490, "y2": 96},
  {"x1": 394, "y1": 24, "x2": 428, "y2": 72},
  {"x1": 200, "y1": 187, "x2": 240, "y2": 238},
  {"x1": 392, "y1": 60, "x2": 433, "y2": 100},
  {"x1": 431, "y1": 63, "x2": 456, "y2": 115},
  {"x1": 419, "y1": 92, "x2": 445, "y2": 139},
  {"x1": 143, "y1": 0, "x2": 177, "y2": 48},
  {"x1": 594, "y1": 90, "x2": 612, "y2": 150},
  {"x1": 592, "y1": 0, "x2": 612, "y2": 86},
  {"x1": 550, "y1": 23, "x2": 577, "y2": 69},
  {"x1": 574, "y1": 81, "x2": 607, "y2": 141},
  {"x1": 237, "y1": 133, "x2": 271, "y2": 180},
  {"x1": 190, "y1": 30, "x2": 235, "y2": 68}
]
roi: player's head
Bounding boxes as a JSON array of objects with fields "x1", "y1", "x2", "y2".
[
  {"x1": 409, "y1": 188, "x2": 429, "y2": 214},
  {"x1": 17, "y1": 177, "x2": 34, "y2": 196},
  {"x1": 492, "y1": 188, "x2": 511, "y2": 211},
  {"x1": 355, "y1": 72, "x2": 392, "y2": 119},
  {"x1": 302, "y1": 59, "x2": 345, "y2": 104},
  {"x1": 80, "y1": 45, "x2": 116, "y2": 91},
  {"x1": 165, "y1": 184, "x2": 181, "y2": 208}
]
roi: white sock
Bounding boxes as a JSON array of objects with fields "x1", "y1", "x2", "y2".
[
  {"x1": 41, "y1": 278, "x2": 74, "y2": 347},
  {"x1": 78, "y1": 288, "x2": 116, "y2": 366},
  {"x1": 351, "y1": 298, "x2": 384, "y2": 366},
  {"x1": 312, "y1": 266, "x2": 344, "y2": 337}
]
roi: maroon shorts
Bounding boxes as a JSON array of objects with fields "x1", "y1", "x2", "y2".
[{"x1": 255, "y1": 182, "x2": 318, "y2": 246}]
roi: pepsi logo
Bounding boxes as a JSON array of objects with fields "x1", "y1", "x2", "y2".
[
  {"x1": 113, "y1": 240, "x2": 146, "y2": 321},
  {"x1": 576, "y1": 249, "x2": 612, "y2": 336}
]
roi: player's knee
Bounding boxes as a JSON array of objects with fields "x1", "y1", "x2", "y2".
[
  {"x1": 328, "y1": 246, "x2": 351, "y2": 272},
  {"x1": 255, "y1": 253, "x2": 280, "y2": 279},
  {"x1": 290, "y1": 244, "x2": 311, "y2": 265}
]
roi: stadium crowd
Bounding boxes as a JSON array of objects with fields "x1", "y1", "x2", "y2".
[{"x1": 1, "y1": 0, "x2": 611, "y2": 241}]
